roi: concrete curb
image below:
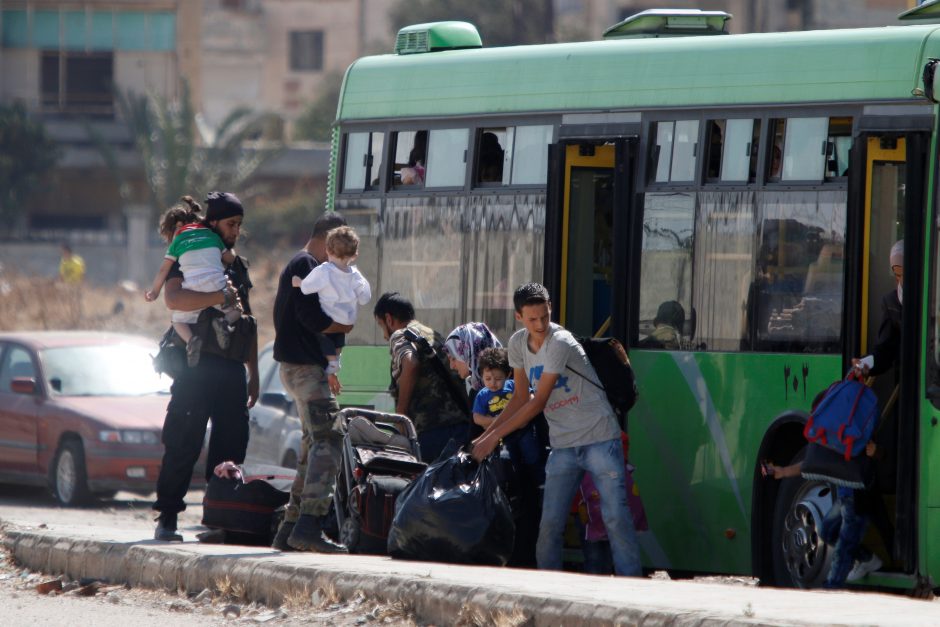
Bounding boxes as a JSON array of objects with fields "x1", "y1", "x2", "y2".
[{"x1": 4, "y1": 525, "x2": 940, "y2": 626}]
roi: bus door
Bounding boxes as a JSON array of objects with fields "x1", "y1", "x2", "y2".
[
  {"x1": 852, "y1": 131, "x2": 929, "y2": 576},
  {"x1": 861, "y1": 137, "x2": 906, "y2": 410},
  {"x1": 544, "y1": 139, "x2": 636, "y2": 340}
]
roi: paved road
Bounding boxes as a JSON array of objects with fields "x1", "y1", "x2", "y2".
[
  {"x1": 0, "y1": 484, "x2": 204, "y2": 538},
  {"x1": 4, "y1": 484, "x2": 940, "y2": 626},
  {"x1": 0, "y1": 486, "x2": 418, "y2": 625}
]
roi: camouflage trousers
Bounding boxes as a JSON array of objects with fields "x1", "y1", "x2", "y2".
[{"x1": 279, "y1": 362, "x2": 342, "y2": 520}]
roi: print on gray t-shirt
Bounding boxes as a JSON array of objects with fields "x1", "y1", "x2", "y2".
[{"x1": 508, "y1": 323, "x2": 620, "y2": 449}]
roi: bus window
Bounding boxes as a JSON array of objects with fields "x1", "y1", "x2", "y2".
[
  {"x1": 511, "y1": 125, "x2": 553, "y2": 184},
  {"x1": 722, "y1": 119, "x2": 760, "y2": 183},
  {"x1": 825, "y1": 117, "x2": 853, "y2": 179},
  {"x1": 783, "y1": 117, "x2": 829, "y2": 182},
  {"x1": 476, "y1": 128, "x2": 510, "y2": 184},
  {"x1": 650, "y1": 120, "x2": 699, "y2": 183},
  {"x1": 705, "y1": 120, "x2": 724, "y2": 181},
  {"x1": 692, "y1": 191, "x2": 757, "y2": 351},
  {"x1": 749, "y1": 191, "x2": 846, "y2": 352},
  {"x1": 651, "y1": 122, "x2": 674, "y2": 183},
  {"x1": 425, "y1": 128, "x2": 469, "y2": 188},
  {"x1": 342, "y1": 131, "x2": 384, "y2": 192},
  {"x1": 768, "y1": 119, "x2": 785, "y2": 181},
  {"x1": 637, "y1": 192, "x2": 694, "y2": 349},
  {"x1": 392, "y1": 130, "x2": 427, "y2": 188},
  {"x1": 671, "y1": 120, "x2": 699, "y2": 182}
]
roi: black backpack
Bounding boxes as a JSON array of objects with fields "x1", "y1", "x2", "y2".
[{"x1": 566, "y1": 336, "x2": 638, "y2": 430}]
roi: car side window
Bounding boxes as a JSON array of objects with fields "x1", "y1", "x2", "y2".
[
  {"x1": 257, "y1": 348, "x2": 276, "y2": 391},
  {"x1": 265, "y1": 362, "x2": 287, "y2": 396},
  {"x1": 0, "y1": 346, "x2": 36, "y2": 393}
]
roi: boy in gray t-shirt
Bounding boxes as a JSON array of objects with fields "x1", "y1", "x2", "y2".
[{"x1": 471, "y1": 282, "x2": 641, "y2": 576}]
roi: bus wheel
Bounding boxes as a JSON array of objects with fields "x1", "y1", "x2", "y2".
[{"x1": 771, "y1": 458, "x2": 836, "y2": 588}]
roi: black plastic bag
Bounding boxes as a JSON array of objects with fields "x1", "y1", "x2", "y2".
[{"x1": 387, "y1": 448, "x2": 515, "y2": 566}]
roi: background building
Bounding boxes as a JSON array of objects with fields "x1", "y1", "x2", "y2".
[{"x1": 0, "y1": 0, "x2": 927, "y2": 284}]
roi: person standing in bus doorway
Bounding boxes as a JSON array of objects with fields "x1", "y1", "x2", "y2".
[
  {"x1": 373, "y1": 292, "x2": 470, "y2": 463},
  {"x1": 828, "y1": 238, "x2": 904, "y2": 586},
  {"x1": 270, "y1": 213, "x2": 352, "y2": 553},
  {"x1": 470, "y1": 282, "x2": 642, "y2": 577}
]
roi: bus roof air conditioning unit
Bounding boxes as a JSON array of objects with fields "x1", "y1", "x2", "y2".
[
  {"x1": 395, "y1": 21, "x2": 483, "y2": 55},
  {"x1": 602, "y1": 9, "x2": 732, "y2": 39}
]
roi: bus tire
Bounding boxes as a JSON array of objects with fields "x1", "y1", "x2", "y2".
[{"x1": 770, "y1": 448, "x2": 836, "y2": 588}]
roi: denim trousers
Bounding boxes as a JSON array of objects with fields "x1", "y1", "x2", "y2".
[
  {"x1": 825, "y1": 487, "x2": 870, "y2": 588},
  {"x1": 418, "y1": 422, "x2": 470, "y2": 464},
  {"x1": 536, "y1": 438, "x2": 642, "y2": 576}
]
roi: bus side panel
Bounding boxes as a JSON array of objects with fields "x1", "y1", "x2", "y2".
[{"x1": 629, "y1": 350, "x2": 841, "y2": 574}]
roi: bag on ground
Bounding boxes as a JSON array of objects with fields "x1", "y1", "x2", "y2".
[
  {"x1": 387, "y1": 449, "x2": 515, "y2": 566},
  {"x1": 202, "y1": 464, "x2": 293, "y2": 543},
  {"x1": 347, "y1": 474, "x2": 412, "y2": 554},
  {"x1": 803, "y1": 376, "x2": 878, "y2": 461}
]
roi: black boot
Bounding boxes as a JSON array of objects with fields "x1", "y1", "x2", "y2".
[
  {"x1": 271, "y1": 520, "x2": 297, "y2": 551},
  {"x1": 286, "y1": 514, "x2": 347, "y2": 553},
  {"x1": 154, "y1": 512, "x2": 183, "y2": 542}
]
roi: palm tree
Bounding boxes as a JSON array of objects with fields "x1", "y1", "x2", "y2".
[{"x1": 89, "y1": 81, "x2": 280, "y2": 217}]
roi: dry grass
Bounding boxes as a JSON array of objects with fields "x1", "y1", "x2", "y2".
[
  {"x1": 370, "y1": 598, "x2": 416, "y2": 624},
  {"x1": 0, "y1": 249, "x2": 282, "y2": 348},
  {"x1": 213, "y1": 575, "x2": 247, "y2": 602},
  {"x1": 280, "y1": 584, "x2": 314, "y2": 613},
  {"x1": 455, "y1": 604, "x2": 532, "y2": 627},
  {"x1": 313, "y1": 583, "x2": 342, "y2": 608}
]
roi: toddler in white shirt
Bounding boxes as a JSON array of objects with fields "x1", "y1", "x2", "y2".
[{"x1": 292, "y1": 225, "x2": 371, "y2": 376}]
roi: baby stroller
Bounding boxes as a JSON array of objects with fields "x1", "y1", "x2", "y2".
[{"x1": 332, "y1": 407, "x2": 427, "y2": 554}]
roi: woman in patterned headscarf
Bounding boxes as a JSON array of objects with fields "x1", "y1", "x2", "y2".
[{"x1": 443, "y1": 322, "x2": 502, "y2": 392}]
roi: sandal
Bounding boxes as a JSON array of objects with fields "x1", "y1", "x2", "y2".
[{"x1": 186, "y1": 335, "x2": 202, "y2": 367}]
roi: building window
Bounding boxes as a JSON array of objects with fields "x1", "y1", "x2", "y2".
[
  {"x1": 290, "y1": 31, "x2": 324, "y2": 72},
  {"x1": 41, "y1": 51, "x2": 114, "y2": 116}
]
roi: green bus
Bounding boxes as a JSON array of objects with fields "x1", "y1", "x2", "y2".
[{"x1": 332, "y1": 5, "x2": 940, "y2": 590}]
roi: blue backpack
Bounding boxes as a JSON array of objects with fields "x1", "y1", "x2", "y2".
[{"x1": 803, "y1": 376, "x2": 879, "y2": 461}]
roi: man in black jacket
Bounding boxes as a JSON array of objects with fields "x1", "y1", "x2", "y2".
[
  {"x1": 153, "y1": 192, "x2": 259, "y2": 542},
  {"x1": 271, "y1": 213, "x2": 352, "y2": 552}
]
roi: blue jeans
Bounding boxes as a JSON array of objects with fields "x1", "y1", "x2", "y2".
[
  {"x1": 825, "y1": 487, "x2": 870, "y2": 588},
  {"x1": 418, "y1": 422, "x2": 470, "y2": 464},
  {"x1": 537, "y1": 438, "x2": 642, "y2": 576},
  {"x1": 504, "y1": 424, "x2": 547, "y2": 486}
]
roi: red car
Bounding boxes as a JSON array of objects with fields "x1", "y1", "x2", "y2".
[{"x1": 0, "y1": 331, "x2": 202, "y2": 506}]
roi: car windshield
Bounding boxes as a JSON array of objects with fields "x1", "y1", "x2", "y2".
[{"x1": 40, "y1": 343, "x2": 170, "y2": 396}]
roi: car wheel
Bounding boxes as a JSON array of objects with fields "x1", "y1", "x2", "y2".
[
  {"x1": 771, "y1": 450, "x2": 836, "y2": 588},
  {"x1": 51, "y1": 440, "x2": 91, "y2": 507},
  {"x1": 281, "y1": 449, "x2": 298, "y2": 470},
  {"x1": 340, "y1": 514, "x2": 360, "y2": 553}
]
